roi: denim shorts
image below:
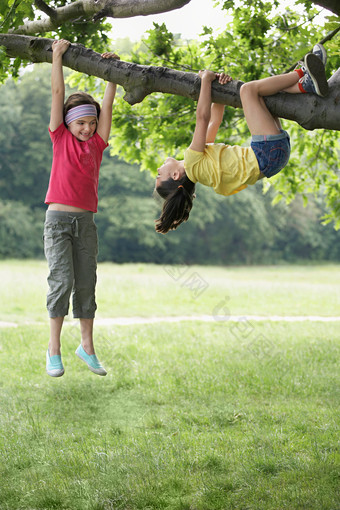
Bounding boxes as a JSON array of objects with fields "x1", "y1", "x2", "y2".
[
  {"x1": 44, "y1": 210, "x2": 98, "y2": 319},
  {"x1": 251, "y1": 130, "x2": 291, "y2": 178}
]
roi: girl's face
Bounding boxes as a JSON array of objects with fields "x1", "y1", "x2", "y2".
[
  {"x1": 156, "y1": 157, "x2": 184, "y2": 187},
  {"x1": 67, "y1": 115, "x2": 97, "y2": 142}
]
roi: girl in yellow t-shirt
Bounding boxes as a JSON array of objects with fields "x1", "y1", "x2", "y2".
[{"x1": 154, "y1": 44, "x2": 328, "y2": 234}]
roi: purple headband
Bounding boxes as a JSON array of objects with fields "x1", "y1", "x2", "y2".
[{"x1": 65, "y1": 104, "x2": 97, "y2": 125}]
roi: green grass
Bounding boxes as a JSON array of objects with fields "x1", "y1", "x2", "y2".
[
  {"x1": 0, "y1": 261, "x2": 339, "y2": 509},
  {"x1": 1, "y1": 260, "x2": 340, "y2": 321}
]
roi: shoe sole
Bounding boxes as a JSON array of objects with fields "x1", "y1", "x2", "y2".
[
  {"x1": 304, "y1": 53, "x2": 329, "y2": 97},
  {"x1": 46, "y1": 369, "x2": 65, "y2": 377},
  {"x1": 75, "y1": 350, "x2": 107, "y2": 376}
]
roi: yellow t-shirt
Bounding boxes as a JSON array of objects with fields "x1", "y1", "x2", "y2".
[{"x1": 184, "y1": 143, "x2": 260, "y2": 196}]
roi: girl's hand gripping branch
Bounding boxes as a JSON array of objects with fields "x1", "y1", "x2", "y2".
[
  {"x1": 52, "y1": 39, "x2": 70, "y2": 59},
  {"x1": 97, "y1": 52, "x2": 120, "y2": 144},
  {"x1": 216, "y1": 72, "x2": 233, "y2": 86}
]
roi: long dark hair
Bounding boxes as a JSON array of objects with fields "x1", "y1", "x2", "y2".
[
  {"x1": 155, "y1": 174, "x2": 196, "y2": 234},
  {"x1": 63, "y1": 92, "x2": 101, "y2": 127}
]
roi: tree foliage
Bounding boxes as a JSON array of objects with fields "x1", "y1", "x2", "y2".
[
  {"x1": 1, "y1": 64, "x2": 340, "y2": 263},
  {"x1": 107, "y1": 2, "x2": 340, "y2": 225},
  {"x1": 0, "y1": 0, "x2": 339, "y2": 228}
]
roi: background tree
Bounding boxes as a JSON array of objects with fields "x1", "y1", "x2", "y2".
[
  {"x1": 1, "y1": 63, "x2": 340, "y2": 263},
  {"x1": 0, "y1": 0, "x2": 339, "y2": 233}
]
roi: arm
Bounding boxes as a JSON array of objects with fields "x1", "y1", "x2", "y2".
[
  {"x1": 206, "y1": 103, "x2": 225, "y2": 143},
  {"x1": 206, "y1": 74, "x2": 233, "y2": 143},
  {"x1": 96, "y1": 52, "x2": 120, "y2": 144},
  {"x1": 49, "y1": 39, "x2": 70, "y2": 132},
  {"x1": 189, "y1": 70, "x2": 216, "y2": 152}
]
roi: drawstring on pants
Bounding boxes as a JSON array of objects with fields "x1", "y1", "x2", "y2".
[{"x1": 69, "y1": 216, "x2": 79, "y2": 237}]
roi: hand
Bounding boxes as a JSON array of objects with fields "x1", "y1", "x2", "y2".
[
  {"x1": 52, "y1": 39, "x2": 70, "y2": 57},
  {"x1": 216, "y1": 72, "x2": 233, "y2": 85},
  {"x1": 101, "y1": 52, "x2": 120, "y2": 60},
  {"x1": 198, "y1": 70, "x2": 218, "y2": 82}
]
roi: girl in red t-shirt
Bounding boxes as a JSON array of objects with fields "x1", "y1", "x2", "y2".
[{"x1": 45, "y1": 39, "x2": 119, "y2": 378}]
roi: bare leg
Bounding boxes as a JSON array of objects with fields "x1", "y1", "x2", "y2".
[
  {"x1": 80, "y1": 318, "x2": 95, "y2": 355},
  {"x1": 49, "y1": 317, "x2": 64, "y2": 356},
  {"x1": 240, "y1": 71, "x2": 300, "y2": 136},
  {"x1": 258, "y1": 97, "x2": 282, "y2": 131}
]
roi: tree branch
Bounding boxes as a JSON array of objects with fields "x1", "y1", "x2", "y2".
[
  {"x1": 34, "y1": 0, "x2": 57, "y2": 19},
  {"x1": 0, "y1": 34, "x2": 339, "y2": 130},
  {"x1": 8, "y1": 0, "x2": 340, "y2": 35},
  {"x1": 312, "y1": 0, "x2": 340, "y2": 16},
  {"x1": 92, "y1": 0, "x2": 191, "y2": 22},
  {"x1": 12, "y1": 0, "x2": 191, "y2": 35}
]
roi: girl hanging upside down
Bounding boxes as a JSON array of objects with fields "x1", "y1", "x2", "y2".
[{"x1": 154, "y1": 44, "x2": 329, "y2": 234}]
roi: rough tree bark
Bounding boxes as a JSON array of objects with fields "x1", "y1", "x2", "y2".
[{"x1": 0, "y1": 35, "x2": 339, "y2": 131}]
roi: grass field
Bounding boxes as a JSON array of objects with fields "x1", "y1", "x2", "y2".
[
  {"x1": 2, "y1": 260, "x2": 340, "y2": 322},
  {"x1": 0, "y1": 261, "x2": 339, "y2": 509}
]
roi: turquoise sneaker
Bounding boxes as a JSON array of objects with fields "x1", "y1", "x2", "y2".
[
  {"x1": 75, "y1": 345, "x2": 107, "y2": 376},
  {"x1": 46, "y1": 350, "x2": 64, "y2": 377}
]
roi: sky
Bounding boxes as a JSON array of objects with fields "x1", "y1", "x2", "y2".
[
  {"x1": 110, "y1": 0, "x2": 228, "y2": 42},
  {"x1": 110, "y1": 0, "x2": 326, "y2": 43}
]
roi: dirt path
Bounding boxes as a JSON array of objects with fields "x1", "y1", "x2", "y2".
[{"x1": 2, "y1": 315, "x2": 340, "y2": 328}]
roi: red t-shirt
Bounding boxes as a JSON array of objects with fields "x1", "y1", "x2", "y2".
[{"x1": 45, "y1": 123, "x2": 108, "y2": 212}]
